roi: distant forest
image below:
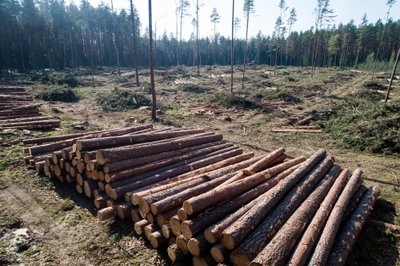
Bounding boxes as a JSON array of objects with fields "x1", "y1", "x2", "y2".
[{"x1": 0, "y1": 0, "x2": 399, "y2": 72}]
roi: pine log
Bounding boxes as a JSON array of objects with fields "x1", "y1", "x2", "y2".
[
  {"x1": 97, "y1": 206, "x2": 117, "y2": 220},
  {"x1": 161, "y1": 224, "x2": 171, "y2": 238},
  {"x1": 327, "y1": 186, "x2": 380, "y2": 266},
  {"x1": 182, "y1": 163, "x2": 300, "y2": 241},
  {"x1": 211, "y1": 243, "x2": 229, "y2": 263},
  {"x1": 229, "y1": 158, "x2": 336, "y2": 265},
  {"x1": 287, "y1": 169, "x2": 350, "y2": 266},
  {"x1": 104, "y1": 144, "x2": 236, "y2": 183},
  {"x1": 103, "y1": 140, "x2": 227, "y2": 173},
  {"x1": 220, "y1": 149, "x2": 326, "y2": 250},
  {"x1": 218, "y1": 148, "x2": 286, "y2": 186},
  {"x1": 0, "y1": 113, "x2": 42, "y2": 120},
  {"x1": 367, "y1": 219, "x2": 400, "y2": 233},
  {"x1": 94, "y1": 195, "x2": 109, "y2": 209},
  {"x1": 76, "y1": 184, "x2": 83, "y2": 194},
  {"x1": 271, "y1": 127, "x2": 323, "y2": 133},
  {"x1": 131, "y1": 207, "x2": 141, "y2": 222},
  {"x1": 204, "y1": 164, "x2": 300, "y2": 244},
  {"x1": 149, "y1": 230, "x2": 168, "y2": 248},
  {"x1": 170, "y1": 215, "x2": 182, "y2": 237},
  {"x1": 34, "y1": 161, "x2": 45, "y2": 174},
  {"x1": 156, "y1": 207, "x2": 179, "y2": 227},
  {"x1": 76, "y1": 128, "x2": 204, "y2": 151},
  {"x1": 250, "y1": 165, "x2": 341, "y2": 266},
  {"x1": 343, "y1": 185, "x2": 368, "y2": 220},
  {"x1": 146, "y1": 213, "x2": 155, "y2": 224},
  {"x1": 134, "y1": 219, "x2": 150, "y2": 235},
  {"x1": 308, "y1": 168, "x2": 363, "y2": 266},
  {"x1": 96, "y1": 133, "x2": 223, "y2": 164},
  {"x1": 183, "y1": 156, "x2": 306, "y2": 216},
  {"x1": 187, "y1": 234, "x2": 209, "y2": 256},
  {"x1": 176, "y1": 235, "x2": 190, "y2": 254},
  {"x1": 1, "y1": 120, "x2": 60, "y2": 130},
  {"x1": 117, "y1": 203, "x2": 133, "y2": 219},
  {"x1": 107, "y1": 150, "x2": 250, "y2": 200},
  {"x1": 138, "y1": 153, "x2": 248, "y2": 214},
  {"x1": 131, "y1": 154, "x2": 259, "y2": 205},
  {"x1": 0, "y1": 116, "x2": 53, "y2": 125},
  {"x1": 177, "y1": 208, "x2": 188, "y2": 221},
  {"x1": 168, "y1": 243, "x2": 185, "y2": 262}
]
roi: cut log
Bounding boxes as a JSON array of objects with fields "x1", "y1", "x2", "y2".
[
  {"x1": 0, "y1": 120, "x2": 60, "y2": 130},
  {"x1": 161, "y1": 224, "x2": 171, "y2": 239},
  {"x1": 104, "y1": 144, "x2": 236, "y2": 183},
  {"x1": 211, "y1": 243, "x2": 228, "y2": 263},
  {"x1": 156, "y1": 207, "x2": 179, "y2": 227},
  {"x1": 177, "y1": 208, "x2": 188, "y2": 221},
  {"x1": 168, "y1": 243, "x2": 185, "y2": 262},
  {"x1": 170, "y1": 215, "x2": 182, "y2": 237},
  {"x1": 229, "y1": 158, "x2": 337, "y2": 265},
  {"x1": 327, "y1": 186, "x2": 380, "y2": 266},
  {"x1": 0, "y1": 116, "x2": 54, "y2": 125},
  {"x1": 134, "y1": 219, "x2": 150, "y2": 235},
  {"x1": 97, "y1": 206, "x2": 117, "y2": 221},
  {"x1": 183, "y1": 156, "x2": 306, "y2": 216},
  {"x1": 96, "y1": 133, "x2": 223, "y2": 164},
  {"x1": 149, "y1": 230, "x2": 167, "y2": 248},
  {"x1": 343, "y1": 185, "x2": 368, "y2": 220},
  {"x1": 182, "y1": 163, "x2": 300, "y2": 241},
  {"x1": 131, "y1": 207, "x2": 141, "y2": 222},
  {"x1": 308, "y1": 168, "x2": 363, "y2": 266},
  {"x1": 117, "y1": 204, "x2": 133, "y2": 219},
  {"x1": 249, "y1": 165, "x2": 341, "y2": 266},
  {"x1": 104, "y1": 140, "x2": 227, "y2": 173},
  {"x1": 176, "y1": 235, "x2": 190, "y2": 254},
  {"x1": 204, "y1": 164, "x2": 300, "y2": 244},
  {"x1": 187, "y1": 234, "x2": 209, "y2": 256},
  {"x1": 287, "y1": 169, "x2": 350, "y2": 266},
  {"x1": 220, "y1": 149, "x2": 326, "y2": 250},
  {"x1": 192, "y1": 254, "x2": 216, "y2": 266},
  {"x1": 94, "y1": 195, "x2": 109, "y2": 209},
  {"x1": 367, "y1": 219, "x2": 400, "y2": 233},
  {"x1": 76, "y1": 128, "x2": 204, "y2": 151}
]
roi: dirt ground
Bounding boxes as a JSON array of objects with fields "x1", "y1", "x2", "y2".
[{"x1": 0, "y1": 65, "x2": 399, "y2": 265}]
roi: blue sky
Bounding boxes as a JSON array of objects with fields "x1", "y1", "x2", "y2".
[{"x1": 69, "y1": 0, "x2": 400, "y2": 39}]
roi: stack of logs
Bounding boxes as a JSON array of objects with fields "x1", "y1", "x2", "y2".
[
  {"x1": 0, "y1": 85, "x2": 60, "y2": 130},
  {"x1": 23, "y1": 125, "x2": 379, "y2": 266}
]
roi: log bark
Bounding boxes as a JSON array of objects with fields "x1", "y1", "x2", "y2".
[
  {"x1": 182, "y1": 163, "x2": 300, "y2": 241},
  {"x1": 187, "y1": 234, "x2": 209, "y2": 256},
  {"x1": 94, "y1": 195, "x2": 109, "y2": 209},
  {"x1": 104, "y1": 144, "x2": 235, "y2": 183},
  {"x1": 107, "y1": 150, "x2": 250, "y2": 200},
  {"x1": 192, "y1": 254, "x2": 216, "y2": 266},
  {"x1": 156, "y1": 207, "x2": 179, "y2": 227},
  {"x1": 220, "y1": 149, "x2": 326, "y2": 250},
  {"x1": 117, "y1": 204, "x2": 133, "y2": 219},
  {"x1": 184, "y1": 156, "x2": 306, "y2": 216},
  {"x1": 0, "y1": 116, "x2": 54, "y2": 125},
  {"x1": 308, "y1": 168, "x2": 363, "y2": 266},
  {"x1": 132, "y1": 154, "x2": 258, "y2": 205},
  {"x1": 97, "y1": 206, "x2": 117, "y2": 220},
  {"x1": 149, "y1": 230, "x2": 168, "y2": 248},
  {"x1": 177, "y1": 208, "x2": 188, "y2": 221},
  {"x1": 103, "y1": 140, "x2": 227, "y2": 173},
  {"x1": 131, "y1": 207, "x2": 141, "y2": 222},
  {"x1": 170, "y1": 215, "x2": 182, "y2": 237},
  {"x1": 204, "y1": 164, "x2": 300, "y2": 244},
  {"x1": 229, "y1": 158, "x2": 337, "y2": 265},
  {"x1": 288, "y1": 169, "x2": 350, "y2": 266},
  {"x1": 343, "y1": 185, "x2": 368, "y2": 220},
  {"x1": 96, "y1": 133, "x2": 223, "y2": 164},
  {"x1": 76, "y1": 128, "x2": 204, "y2": 151},
  {"x1": 161, "y1": 224, "x2": 171, "y2": 239},
  {"x1": 250, "y1": 165, "x2": 341, "y2": 266},
  {"x1": 367, "y1": 219, "x2": 400, "y2": 233},
  {"x1": 327, "y1": 186, "x2": 380, "y2": 266},
  {"x1": 0, "y1": 120, "x2": 60, "y2": 130}
]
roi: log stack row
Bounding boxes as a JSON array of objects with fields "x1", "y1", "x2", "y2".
[
  {"x1": 0, "y1": 85, "x2": 60, "y2": 130},
  {"x1": 23, "y1": 126, "x2": 379, "y2": 266}
]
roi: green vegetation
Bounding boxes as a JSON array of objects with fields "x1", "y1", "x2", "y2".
[
  {"x1": 204, "y1": 92, "x2": 269, "y2": 111},
  {"x1": 324, "y1": 92, "x2": 400, "y2": 155},
  {"x1": 35, "y1": 87, "x2": 80, "y2": 102},
  {"x1": 182, "y1": 84, "x2": 210, "y2": 94},
  {"x1": 41, "y1": 73, "x2": 80, "y2": 88},
  {"x1": 95, "y1": 88, "x2": 150, "y2": 112}
]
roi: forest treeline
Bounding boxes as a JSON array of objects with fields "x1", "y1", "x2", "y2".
[{"x1": 0, "y1": 0, "x2": 399, "y2": 72}]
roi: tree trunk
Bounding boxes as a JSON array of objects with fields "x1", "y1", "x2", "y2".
[
  {"x1": 327, "y1": 187, "x2": 380, "y2": 266},
  {"x1": 187, "y1": 234, "x2": 209, "y2": 256},
  {"x1": 168, "y1": 243, "x2": 185, "y2": 262},
  {"x1": 308, "y1": 168, "x2": 363, "y2": 266},
  {"x1": 288, "y1": 169, "x2": 350, "y2": 266},
  {"x1": 211, "y1": 242, "x2": 228, "y2": 263},
  {"x1": 148, "y1": 0, "x2": 157, "y2": 121},
  {"x1": 134, "y1": 219, "x2": 150, "y2": 235},
  {"x1": 220, "y1": 149, "x2": 326, "y2": 250},
  {"x1": 129, "y1": 0, "x2": 140, "y2": 86}
]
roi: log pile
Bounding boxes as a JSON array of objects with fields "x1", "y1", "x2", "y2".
[
  {"x1": 0, "y1": 85, "x2": 60, "y2": 130},
  {"x1": 23, "y1": 126, "x2": 379, "y2": 266}
]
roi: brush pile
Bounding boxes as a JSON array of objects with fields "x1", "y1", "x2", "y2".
[
  {"x1": 0, "y1": 85, "x2": 60, "y2": 130},
  {"x1": 23, "y1": 125, "x2": 379, "y2": 266}
]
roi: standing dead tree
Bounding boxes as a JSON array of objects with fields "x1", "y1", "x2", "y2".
[
  {"x1": 129, "y1": 0, "x2": 140, "y2": 86},
  {"x1": 241, "y1": 0, "x2": 255, "y2": 90},
  {"x1": 230, "y1": 0, "x2": 235, "y2": 93}
]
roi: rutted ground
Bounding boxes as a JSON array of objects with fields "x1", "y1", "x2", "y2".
[{"x1": 0, "y1": 66, "x2": 399, "y2": 265}]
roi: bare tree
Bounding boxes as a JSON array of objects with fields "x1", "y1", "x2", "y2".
[
  {"x1": 285, "y1": 8, "x2": 297, "y2": 65},
  {"x1": 230, "y1": 0, "x2": 235, "y2": 93},
  {"x1": 372, "y1": 0, "x2": 397, "y2": 80},
  {"x1": 195, "y1": 0, "x2": 201, "y2": 76},
  {"x1": 241, "y1": 0, "x2": 255, "y2": 90},
  {"x1": 274, "y1": 0, "x2": 288, "y2": 68},
  {"x1": 110, "y1": 0, "x2": 120, "y2": 75},
  {"x1": 210, "y1": 8, "x2": 220, "y2": 65},
  {"x1": 178, "y1": 0, "x2": 190, "y2": 67},
  {"x1": 311, "y1": 0, "x2": 335, "y2": 76},
  {"x1": 148, "y1": 0, "x2": 157, "y2": 121},
  {"x1": 129, "y1": 0, "x2": 140, "y2": 86}
]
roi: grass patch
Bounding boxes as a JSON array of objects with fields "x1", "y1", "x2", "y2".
[
  {"x1": 35, "y1": 86, "x2": 80, "y2": 102},
  {"x1": 204, "y1": 92, "x2": 268, "y2": 111},
  {"x1": 255, "y1": 89, "x2": 302, "y2": 104},
  {"x1": 95, "y1": 88, "x2": 150, "y2": 112},
  {"x1": 324, "y1": 92, "x2": 400, "y2": 155},
  {"x1": 363, "y1": 81, "x2": 386, "y2": 90},
  {"x1": 182, "y1": 84, "x2": 209, "y2": 94},
  {"x1": 41, "y1": 73, "x2": 80, "y2": 87}
]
